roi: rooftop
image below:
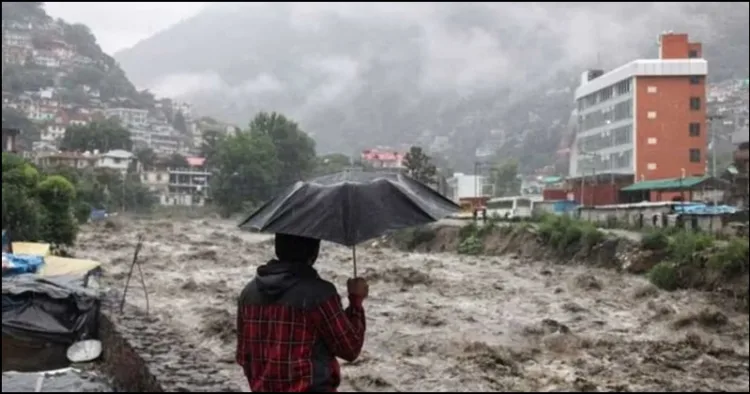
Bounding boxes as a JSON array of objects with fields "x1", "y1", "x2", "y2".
[
  {"x1": 575, "y1": 59, "x2": 708, "y2": 99},
  {"x1": 621, "y1": 176, "x2": 728, "y2": 192}
]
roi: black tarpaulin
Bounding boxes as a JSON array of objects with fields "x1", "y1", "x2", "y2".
[
  {"x1": 238, "y1": 171, "x2": 460, "y2": 246},
  {"x1": 2, "y1": 274, "x2": 100, "y2": 344}
]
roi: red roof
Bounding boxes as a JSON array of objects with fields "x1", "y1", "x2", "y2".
[
  {"x1": 361, "y1": 149, "x2": 404, "y2": 162},
  {"x1": 186, "y1": 157, "x2": 206, "y2": 167}
]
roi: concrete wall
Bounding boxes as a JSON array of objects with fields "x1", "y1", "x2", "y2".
[
  {"x1": 577, "y1": 205, "x2": 730, "y2": 233},
  {"x1": 98, "y1": 303, "x2": 242, "y2": 392}
]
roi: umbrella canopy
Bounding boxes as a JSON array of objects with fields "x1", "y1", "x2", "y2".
[{"x1": 238, "y1": 170, "x2": 460, "y2": 246}]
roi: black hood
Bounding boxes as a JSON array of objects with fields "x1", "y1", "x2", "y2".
[
  {"x1": 275, "y1": 233, "x2": 320, "y2": 264},
  {"x1": 255, "y1": 260, "x2": 319, "y2": 299}
]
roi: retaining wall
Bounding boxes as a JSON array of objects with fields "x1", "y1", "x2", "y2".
[{"x1": 98, "y1": 302, "x2": 242, "y2": 392}]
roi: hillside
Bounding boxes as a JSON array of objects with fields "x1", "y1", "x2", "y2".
[
  {"x1": 114, "y1": 2, "x2": 750, "y2": 172},
  {"x1": 1, "y1": 2, "x2": 152, "y2": 147}
]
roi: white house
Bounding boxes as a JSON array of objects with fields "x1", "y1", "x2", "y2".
[
  {"x1": 104, "y1": 107, "x2": 148, "y2": 126},
  {"x1": 446, "y1": 173, "x2": 492, "y2": 202},
  {"x1": 96, "y1": 150, "x2": 134, "y2": 174}
]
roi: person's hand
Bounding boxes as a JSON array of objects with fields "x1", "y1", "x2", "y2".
[{"x1": 347, "y1": 277, "x2": 369, "y2": 300}]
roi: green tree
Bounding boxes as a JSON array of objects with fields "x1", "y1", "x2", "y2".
[
  {"x1": 37, "y1": 175, "x2": 78, "y2": 246},
  {"x1": 173, "y1": 110, "x2": 188, "y2": 134},
  {"x1": 60, "y1": 119, "x2": 133, "y2": 152},
  {"x1": 2, "y1": 153, "x2": 42, "y2": 242},
  {"x1": 211, "y1": 130, "x2": 280, "y2": 217},
  {"x1": 249, "y1": 112, "x2": 316, "y2": 187},
  {"x1": 135, "y1": 148, "x2": 157, "y2": 170},
  {"x1": 200, "y1": 129, "x2": 225, "y2": 165},
  {"x1": 161, "y1": 153, "x2": 189, "y2": 169},
  {"x1": 490, "y1": 159, "x2": 521, "y2": 197},
  {"x1": 403, "y1": 146, "x2": 437, "y2": 185}
]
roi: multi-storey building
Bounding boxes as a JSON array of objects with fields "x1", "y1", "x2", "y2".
[
  {"x1": 166, "y1": 157, "x2": 211, "y2": 206},
  {"x1": 105, "y1": 107, "x2": 148, "y2": 126},
  {"x1": 567, "y1": 33, "x2": 708, "y2": 204},
  {"x1": 570, "y1": 33, "x2": 707, "y2": 182}
]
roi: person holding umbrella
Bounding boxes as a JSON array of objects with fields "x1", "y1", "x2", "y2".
[
  {"x1": 236, "y1": 233, "x2": 368, "y2": 392},
  {"x1": 237, "y1": 171, "x2": 460, "y2": 392}
]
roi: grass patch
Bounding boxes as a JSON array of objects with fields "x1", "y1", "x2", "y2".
[
  {"x1": 641, "y1": 230, "x2": 670, "y2": 251},
  {"x1": 537, "y1": 214, "x2": 605, "y2": 254},
  {"x1": 646, "y1": 229, "x2": 749, "y2": 300},
  {"x1": 457, "y1": 221, "x2": 499, "y2": 255}
]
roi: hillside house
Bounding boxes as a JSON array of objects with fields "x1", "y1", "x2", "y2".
[
  {"x1": 97, "y1": 150, "x2": 135, "y2": 174},
  {"x1": 105, "y1": 107, "x2": 147, "y2": 126},
  {"x1": 166, "y1": 157, "x2": 211, "y2": 206},
  {"x1": 32, "y1": 49, "x2": 60, "y2": 68},
  {"x1": 35, "y1": 151, "x2": 98, "y2": 169}
]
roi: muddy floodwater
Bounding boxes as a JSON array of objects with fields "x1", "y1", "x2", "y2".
[
  {"x1": 75, "y1": 217, "x2": 749, "y2": 392},
  {"x1": 1, "y1": 369, "x2": 113, "y2": 392}
]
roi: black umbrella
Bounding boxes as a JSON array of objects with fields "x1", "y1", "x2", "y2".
[{"x1": 239, "y1": 170, "x2": 460, "y2": 276}]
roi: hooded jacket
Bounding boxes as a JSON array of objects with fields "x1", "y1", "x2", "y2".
[{"x1": 236, "y1": 234, "x2": 366, "y2": 392}]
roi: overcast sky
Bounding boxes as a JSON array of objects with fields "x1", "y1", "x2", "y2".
[{"x1": 44, "y1": 2, "x2": 207, "y2": 54}]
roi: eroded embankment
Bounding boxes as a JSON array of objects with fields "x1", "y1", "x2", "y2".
[{"x1": 388, "y1": 220, "x2": 749, "y2": 312}]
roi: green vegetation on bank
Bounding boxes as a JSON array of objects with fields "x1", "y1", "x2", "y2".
[
  {"x1": 644, "y1": 229, "x2": 749, "y2": 294},
  {"x1": 392, "y1": 215, "x2": 748, "y2": 309},
  {"x1": 2, "y1": 152, "x2": 156, "y2": 248}
]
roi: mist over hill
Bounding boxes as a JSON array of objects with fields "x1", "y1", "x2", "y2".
[{"x1": 114, "y1": 2, "x2": 749, "y2": 171}]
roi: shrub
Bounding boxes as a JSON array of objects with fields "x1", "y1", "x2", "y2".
[
  {"x1": 668, "y1": 231, "x2": 714, "y2": 266},
  {"x1": 641, "y1": 230, "x2": 670, "y2": 251},
  {"x1": 648, "y1": 261, "x2": 680, "y2": 291},
  {"x1": 580, "y1": 223, "x2": 605, "y2": 250},
  {"x1": 74, "y1": 201, "x2": 92, "y2": 224},
  {"x1": 37, "y1": 175, "x2": 78, "y2": 246},
  {"x1": 458, "y1": 234, "x2": 483, "y2": 255},
  {"x1": 707, "y1": 238, "x2": 750, "y2": 277}
]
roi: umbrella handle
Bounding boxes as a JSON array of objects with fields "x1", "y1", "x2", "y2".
[{"x1": 352, "y1": 246, "x2": 357, "y2": 278}]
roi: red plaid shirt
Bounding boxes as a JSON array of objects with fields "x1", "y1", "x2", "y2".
[{"x1": 236, "y1": 293, "x2": 366, "y2": 392}]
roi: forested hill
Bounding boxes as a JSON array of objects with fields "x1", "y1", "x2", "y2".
[{"x1": 1, "y1": 2, "x2": 161, "y2": 145}]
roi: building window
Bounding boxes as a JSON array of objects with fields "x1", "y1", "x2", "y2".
[
  {"x1": 688, "y1": 50, "x2": 698, "y2": 58},
  {"x1": 689, "y1": 122, "x2": 701, "y2": 137},
  {"x1": 647, "y1": 111, "x2": 657, "y2": 119},
  {"x1": 647, "y1": 86, "x2": 657, "y2": 94},
  {"x1": 689, "y1": 148, "x2": 701, "y2": 163},
  {"x1": 689, "y1": 97, "x2": 701, "y2": 111},
  {"x1": 689, "y1": 75, "x2": 702, "y2": 85}
]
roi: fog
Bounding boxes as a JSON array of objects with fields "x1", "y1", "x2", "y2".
[
  {"x1": 52, "y1": 2, "x2": 747, "y2": 156},
  {"x1": 115, "y1": 2, "x2": 713, "y2": 99}
]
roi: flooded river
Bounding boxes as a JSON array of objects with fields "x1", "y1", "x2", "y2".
[
  {"x1": 75, "y1": 217, "x2": 749, "y2": 392},
  {"x1": 1, "y1": 368, "x2": 113, "y2": 392}
]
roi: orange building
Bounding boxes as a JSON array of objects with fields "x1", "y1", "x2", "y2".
[{"x1": 568, "y1": 33, "x2": 707, "y2": 204}]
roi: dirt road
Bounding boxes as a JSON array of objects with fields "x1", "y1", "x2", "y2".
[{"x1": 76, "y1": 217, "x2": 748, "y2": 392}]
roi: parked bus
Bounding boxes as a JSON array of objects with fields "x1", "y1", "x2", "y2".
[{"x1": 485, "y1": 196, "x2": 534, "y2": 220}]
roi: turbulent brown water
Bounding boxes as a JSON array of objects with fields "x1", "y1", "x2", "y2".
[
  {"x1": 1, "y1": 369, "x2": 113, "y2": 392},
  {"x1": 75, "y1": 217, "x2": 749, "y2": 392}
]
